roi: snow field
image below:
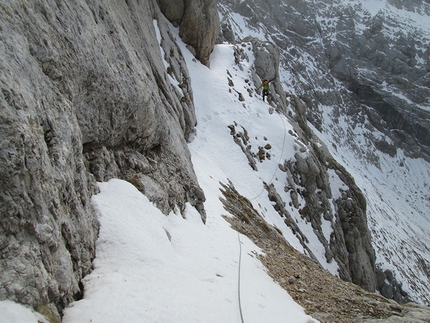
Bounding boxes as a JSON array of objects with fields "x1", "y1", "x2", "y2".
[{"x1": 61, "y1": 23, "x2": 320, "y2": 323}]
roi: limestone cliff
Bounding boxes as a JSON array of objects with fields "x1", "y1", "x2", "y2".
[
  {"x1": 0, "y1": 0, "x2": 217, "y2": 317},
  {"x1": 157, "y1": 0, "x2": 220, "y2": 66}
]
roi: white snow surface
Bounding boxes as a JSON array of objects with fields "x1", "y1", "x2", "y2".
[
  {"x1": 59, "y1": 179, "x2": 315, "y2": 323},
  {"x1": 0, "y1": 301, "x2": 48, "y2": 323},
  {"x1": 59, "y1": 26, "x2": 319, "y2": 323}
]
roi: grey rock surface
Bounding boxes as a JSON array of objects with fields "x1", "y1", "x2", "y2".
[
  {"x1": 227, "y1": 38, "x2": 378, "y2": 293},
  {"x1": 156, "y1": 0, "x2": 185, "y2": 26},
  {"x1": 180, "y1": 0, "x2": 220, "y2": 66},
  {"x1": 218, "y1": 0, "x2": 430, "y2": 304},
  {"x1": 159, "y1": 0, "x2": 220, "y2": 66},
  {"x1": 0, "y1": 0, "x2": 213, "y2": 315},
  {"x1": 376, "y1": 268, "x2": 411, "y2": 304},
  {"x1": 284, "y1": 131, "x2": 376, "y2": 292}
]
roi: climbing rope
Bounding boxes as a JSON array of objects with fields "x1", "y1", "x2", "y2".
[
  {"x1": 235, "y1": 106, "x2": 289, "y2": 323},
  {"x1": 237, "y1": 232, "x2": 245, "y2": 323}
]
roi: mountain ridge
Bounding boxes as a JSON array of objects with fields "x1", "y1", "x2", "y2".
[{"x1": 1, "y1": 0, "x2": 429, "y2": 321}]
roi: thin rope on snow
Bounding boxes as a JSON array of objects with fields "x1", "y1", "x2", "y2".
[{"x1": 237, "y1": 232, "x2": 245, "y2": 323}]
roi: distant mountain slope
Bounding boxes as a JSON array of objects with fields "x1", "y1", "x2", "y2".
[{"x1": 218, "y1": 0, "x2": 430, "y2": 304}]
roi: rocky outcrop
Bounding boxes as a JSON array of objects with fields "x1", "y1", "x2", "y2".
[
  {"x1": 328, "y1": 158, "x2": 376, "y2": 292},
  {"x1": 289, "y1": 83, "x2": 375, "y2": 292},
  {"x1": 286, "y1": 97, "x2": 377, "y2": 291},
  {"x1": 218, "y1": 0, "x2": 430, "y2": 304},
  {"x1": 227, "y1": 39, "x2": 288, "y2": 109},
  {"x1": 279, "y1": 136, "x2": 376, "y2": 292},
  {"x1": 219, "y1": 181, "x2": 421, "y2": 323},
  {"x1": 242, "y1": 37, "x2": 289, "y2": 110},
  {"x1": 157, "y1": 0, "x2": 220, "y2": 66},
  {"x1": 226, "y1": 38, "x2": 377, "y2": 292},
  {"x1": 376, "y1": 268, "x2": 411, "y2": 304},
  {"x1": 0, "y1": 0, "x2": 208, "y2": 316}
]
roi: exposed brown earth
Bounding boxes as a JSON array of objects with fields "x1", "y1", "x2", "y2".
[{"x1": 219, "y1": 180, "x2": 407, "y2": 323}]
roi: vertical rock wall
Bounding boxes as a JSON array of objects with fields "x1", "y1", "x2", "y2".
[{"x1": 0, "y1": 0, "x2": 215, "y2": 316}]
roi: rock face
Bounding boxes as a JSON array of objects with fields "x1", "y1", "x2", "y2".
[
  {"x1": 247, "y1": 38, "x2": 289, "y2": 109},
  {"x1": 157, "y1": 0, "x2": 220, "y2": 66},
  {"x1": 156, "y1": 0, "x2": 185, "y2": 26},
  {"x1": 278, "y1": 115, "x2": 377, "y2": 292},
  {"x1": 325, "y1": 9, "x2": 430, "y2": 158},
  {"x1": 0, "y1": 0, "x2": 216, "y2": 316},
  {"x1": 218, "y1": 0, "x2": 430, "y2": 304},
  {"x1": 224, "y1": 0, "x2": 430, "y2": 158},
  {"x1": 225, "y1": 39, "x2": 377, "y2": 292}
]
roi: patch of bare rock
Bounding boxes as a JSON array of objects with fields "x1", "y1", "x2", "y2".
[{"x1": 219, "y1": 180, "x2": 430, "y2": 323}]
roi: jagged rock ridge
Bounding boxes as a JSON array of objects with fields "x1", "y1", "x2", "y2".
[{"x1": 218, "y1": 0, "x2": 430, "y2": 305}]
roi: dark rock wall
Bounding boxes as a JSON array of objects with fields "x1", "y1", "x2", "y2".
[{"x1": 0, "y1": 0, "x2": 216, "y2": 316}]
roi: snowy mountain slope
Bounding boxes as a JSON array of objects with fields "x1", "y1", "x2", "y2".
[
  {"x1": 2, "y1": 1, "x2": 429, "y2": 321},
  {"x1": 60, "y1": 14, "x2": 423, "y2": 320},
  {"x1": 187, "y1": 43, "x2": 333, "y2": 266},
  {"x1": 60, "y1": 180, "x2": 315, "y2": 323},
  {"x1": 1, "y1": 19, "x2": 428, "y2": 321},
  {"x1": 0, "y1": 27, "x2": 319, "y2": 323},
  {"x1": 218, "y1": 0, "x2": 430, "y2": 304},
  {"x1": 60, "y1": 28, "x2": 322, "y2": 323},
  {"x1": 3, "y1": 4, "x2": 428, "y2": 321},
  {"x1": 63, "y1": 17, "x2": 399, "y2": 322}
]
